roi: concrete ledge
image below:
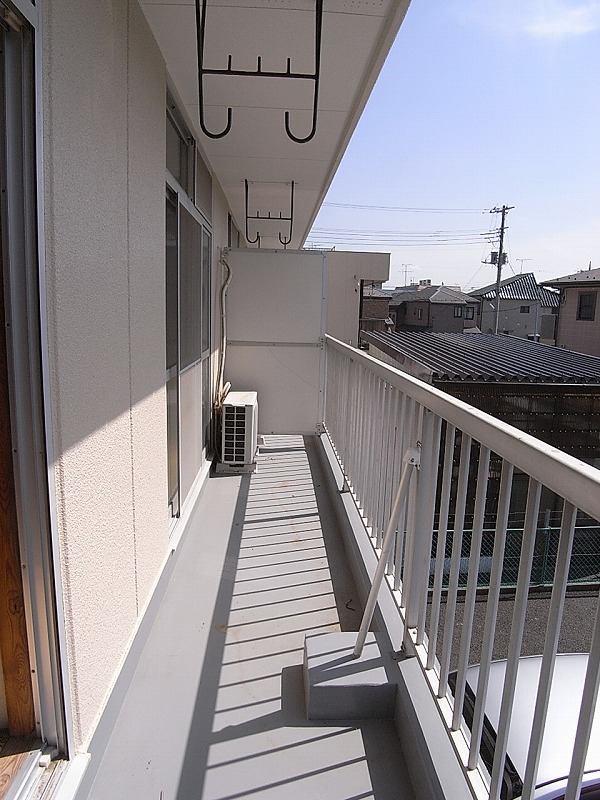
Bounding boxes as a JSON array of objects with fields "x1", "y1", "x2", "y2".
[
  {"x1": 396, "y1": 658, "x2": 472, "y2": 800},
  {"x1": 304, "y1": 632, "x2": 398, "y2": 720}
]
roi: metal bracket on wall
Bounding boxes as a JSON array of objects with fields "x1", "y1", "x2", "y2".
[
  {"x1": 245, "y1": 179, "x2": 295, "y2": 249},
  {"x1": 195, "y1": 0, "x2": 323, "y2": 143}
]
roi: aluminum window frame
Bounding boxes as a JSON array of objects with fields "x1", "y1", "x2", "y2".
[
  {"x1": 165, "y1": 168, "x2": 213, "y2": 526},
  {"x1": 0, "y1": 0, "x2": 72, "y2": 757},
  {"x1": 577, "y1": 291, "x2": 597, "y2": 322}
]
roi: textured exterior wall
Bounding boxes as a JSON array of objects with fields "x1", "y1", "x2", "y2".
[
  {"x1": 42, "y1": 0, "x2": 168, "y2": 748},
  {"x1": 327, "y1": 252, "x2": 389, "y2": 347},
  {"x1": 556, "y1": 289, "x2": 600, "y2": 356},
  {"x1": 479, "y1": 299, "x2": 554, "y2": 339},
  {"x1": 362, "y1": 297, "x2": 389, "y2": 320},
  {"x1": 428, "y1": 304, "x2": 478, "y2": 333},
  {"x1": 401, "y1": 301, "x2": 430, "y2": 329}
]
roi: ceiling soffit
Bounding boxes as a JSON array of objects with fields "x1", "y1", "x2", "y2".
[{"x1": 140, "y1": 0, "x2": 410, "y2": 248}]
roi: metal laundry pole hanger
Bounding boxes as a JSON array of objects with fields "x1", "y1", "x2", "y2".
[
  {"x1": 195, "y1": 0, "x2": 323, "y2": 143},
  {"x1": 244, "y1": 180, "x2": 295, "y2": 249}
]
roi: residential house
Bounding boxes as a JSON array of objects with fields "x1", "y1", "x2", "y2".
[
  {"x1": 390, "y1": 285, "x2": 480, "y2": 333},
  {"x1": 360, "y1": 285, "x2": 395, "y2": 335},
  {"x1": 469, "y1": 272, "x2": 559, "y2": 343},
  {"x1": 542, "y1": 267, "x2": 600, "y2": 356},
  {"x1": 1, "y1": 3, "x2": 600, "y2": 800}
]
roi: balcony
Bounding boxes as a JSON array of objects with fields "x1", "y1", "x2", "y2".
[{"x1": 76, "y1": 338, "x2": 600, "y2": 800}]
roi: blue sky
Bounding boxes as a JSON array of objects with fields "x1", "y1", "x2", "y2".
[{"x1": 307, "y1": 0, "x2": 600, "y2": 291}]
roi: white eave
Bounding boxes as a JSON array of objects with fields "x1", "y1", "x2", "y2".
[{"x1": 139, "y1": 0, "x2": 410, "y2": 248}]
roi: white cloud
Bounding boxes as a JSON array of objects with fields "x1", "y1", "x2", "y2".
[
  {"x1": 525, "y1": 1, "x2": 600, "y2": 36},
  {"x1": 455, "y1": 0, "x2": 600, "y2": 38}
]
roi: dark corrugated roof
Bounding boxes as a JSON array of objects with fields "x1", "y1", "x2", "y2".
[{"x1": 363, "y1": 330, "x2": 600, "y2": 383}]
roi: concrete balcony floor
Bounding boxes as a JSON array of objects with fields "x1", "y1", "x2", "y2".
[{"x1": 76, "y1": 435, "x2": 416, "y2": 800}]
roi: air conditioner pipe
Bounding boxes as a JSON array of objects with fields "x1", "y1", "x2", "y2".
[{"x1": 215, "y1": 248, "x2": 232, "y2": 409}]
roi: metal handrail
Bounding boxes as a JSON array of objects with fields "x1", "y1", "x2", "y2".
[{"x1": 323, "y1": 335, "x2": 600, "y2": 800}]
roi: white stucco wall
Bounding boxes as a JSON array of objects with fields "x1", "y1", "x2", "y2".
[
  {"x1": 327, "y1": 252, "x2": 390, "y2": 347},
  {"x1": 42, "y1": 0, "x2": 168, "y2": 748}
]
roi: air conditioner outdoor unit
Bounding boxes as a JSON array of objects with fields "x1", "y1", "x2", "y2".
[{"x1": 221, "y1": 391, "x2": 258, "y2": 467}]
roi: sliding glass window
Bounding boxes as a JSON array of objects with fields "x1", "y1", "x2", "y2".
[{"x1": 165, "y1": 120, "x2": 212, "y2": 519}]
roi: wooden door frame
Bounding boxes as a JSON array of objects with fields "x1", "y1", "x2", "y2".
[{"x1": 0, "y1": 241, "x2": 35, "y2": 737}]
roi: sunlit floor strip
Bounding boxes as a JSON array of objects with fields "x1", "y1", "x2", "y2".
[{"x1": 202, "y1": 435, "x2": 412, "y2": 800}]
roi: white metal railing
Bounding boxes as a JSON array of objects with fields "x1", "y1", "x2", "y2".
[{"x1": 324, "y1": 336, "x2": 600, "y2": 800}]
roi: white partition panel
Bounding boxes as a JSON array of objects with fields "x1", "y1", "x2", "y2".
[{"x1": 225, "y1": 249, "x2": 326, "y2": 434}]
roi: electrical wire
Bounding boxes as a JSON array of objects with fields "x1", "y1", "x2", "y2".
[{"x1": 322, "y1": 202, "x2": 489, "y2": 213}]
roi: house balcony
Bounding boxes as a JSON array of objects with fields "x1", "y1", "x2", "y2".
[{"x1": 75, "y1": 338, "x2": 600, "y2": 800}]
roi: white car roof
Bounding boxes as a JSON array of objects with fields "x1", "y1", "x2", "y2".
[{"x1": 465, "y1": 653, "x2": 600, "y2": 790}]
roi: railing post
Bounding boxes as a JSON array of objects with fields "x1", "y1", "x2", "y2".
[
  {"x1": 406, "y1": 410, "x2": 441, "y2": 634},
  {"x1": 353, "y1": 447, "x2": 420, "y2": 659},
  {"x1": 541, "y1": 508, "x2": 551, "y2": 584}
]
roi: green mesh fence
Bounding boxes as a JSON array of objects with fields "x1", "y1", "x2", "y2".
[{"x1": 430, "y1": 514, "x2": 600, "y2": 588}]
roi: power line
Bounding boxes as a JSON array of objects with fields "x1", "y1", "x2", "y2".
[
  {"x1": 311, "y1": 227, "x2": 497, "y2": 236},
  {"x1": 306, "y1": 231, "x2": 500, "y2": 247},
  {"x1": 322, "y1": 202, "x2": 489, "y2": 213},
  {"x1": 306, "y1": 240, "x2": 497, "y2": 249}
]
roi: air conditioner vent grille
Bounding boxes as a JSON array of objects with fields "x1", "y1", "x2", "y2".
[{"x1": 221, "y1": 391, "x2": 258, "y2": 466}]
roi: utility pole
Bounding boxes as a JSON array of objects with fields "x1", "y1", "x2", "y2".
[
  {"x1": 402, "y1": 263, "x2": 413, "y2": 287},
  {"x1": 490, "y1": 205, "x2": 514, "y2": 334}
]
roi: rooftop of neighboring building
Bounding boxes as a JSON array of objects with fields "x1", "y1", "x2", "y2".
[
  {"x1": 390, "y1": 285, "x2": 477, "y2": 306},
  {"x1": 362, "y1": 330, "x2": 600, "y2": 383},
  {"x1": 542, "y1": 266, "x2": 600, "y2": 287},
  {"x1": 470, "y1": 273, "x2": 559, "y2": 307},
  {"x1": 362, "y1": 286, "x2": 391, "y2": 298}
]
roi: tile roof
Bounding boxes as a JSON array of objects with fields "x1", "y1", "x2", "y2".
[
  {"x1": 471, "y1": 272, "x2": 541, "y2": 302},
  {"x1": 390, "y1": 286, "x2": 477, "y2": 305},
  {"x1": 362, "y1": 330, "x2": 600, "y2": 383},
  {"x1": 538, "y1": 286, "x2": 560, "y2": 308}
]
